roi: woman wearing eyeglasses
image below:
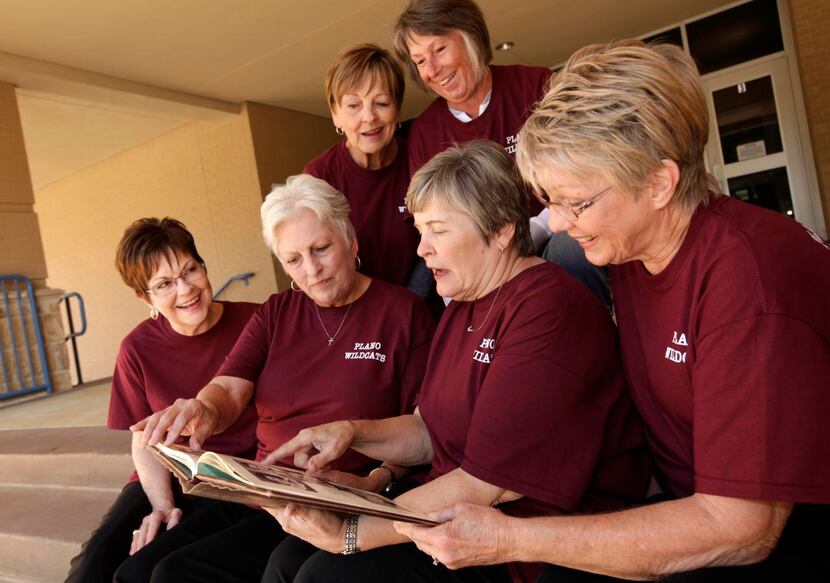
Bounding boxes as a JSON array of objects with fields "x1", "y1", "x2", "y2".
[
  {"x1": 395, "y1": 40, "x2": 830, "y2": 582},
  {"x1": 127, "y1": 175, "x2": 434, "y2": 583},
  {"x1": 66, "y1": 217, "x2": 260, "y2": 583}
]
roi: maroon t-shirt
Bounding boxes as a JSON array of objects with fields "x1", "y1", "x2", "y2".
[
  {"x1": 217, "y1": 279, "x2": 434, "y2": 472},
  {"x1": 108, "y1": 301, "x2": 260, "y2": 481},
  {"x1": 418, "y1": 262, "x2": 650, "y2": 583},
  {"x1": 408, "y1": 64, "x2": 552, "y2": 214},
  {"x1": 304, "y1": 137, "x2": 420, "y2": 287},
  {"x1": 611, "y1": 195, "x2": 830, "y2": 504}
]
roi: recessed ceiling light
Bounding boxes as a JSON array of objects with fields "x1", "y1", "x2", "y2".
[{"x1": 495, "y1": 41, "x2": 514, "y2": 51}]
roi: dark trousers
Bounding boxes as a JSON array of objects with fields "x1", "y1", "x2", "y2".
[
  {"x1": 64, "y1": 480, "x2": 210, "y2": 583},
  {"x1": 269, "y1": 542, "x2": 511, "y2": 583},
  {"x1": 114, "y1": 502, "x2": 286, "y2": 583}
]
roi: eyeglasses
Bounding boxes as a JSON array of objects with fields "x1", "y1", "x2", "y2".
[
  {"x1": 145, "y1": 263, "x2": 206, "y2": 297},
  {"x1": 548, "y1": 186, "x2": 612, "y2": 221}
]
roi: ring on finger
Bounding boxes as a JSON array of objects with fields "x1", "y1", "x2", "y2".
[{"x1": 132, "y1": 530, "x2": 140, "y2": 537}]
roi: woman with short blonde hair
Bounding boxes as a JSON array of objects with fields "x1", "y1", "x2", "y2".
[{"x1": 397, "y1": 39, "x2": 830, "y2": 583}]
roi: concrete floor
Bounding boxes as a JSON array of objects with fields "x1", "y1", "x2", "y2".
[{"x1": 0, "y1": 378, "x2": 111, "y2": 430}]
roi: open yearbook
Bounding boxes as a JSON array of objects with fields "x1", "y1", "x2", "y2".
[{"x1": 148, "y1": 443, "x2": 437, "y2": 525}]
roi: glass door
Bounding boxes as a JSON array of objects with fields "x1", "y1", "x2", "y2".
[{"x1": 703, "y1": 56, "x2": 822, "y2": 234}]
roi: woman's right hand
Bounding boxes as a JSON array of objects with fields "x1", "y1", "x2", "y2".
[
  {"x1": 261, "y1": 420, "x2": 356, "y2": 472},
  {"x1": 129, "y1": 506, "x2": 183, "y2": 555},
  {"x1": 130, "y1": 398, "x2": 219, "y2": 451}
]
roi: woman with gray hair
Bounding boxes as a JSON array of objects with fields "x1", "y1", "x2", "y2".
[
  {"x1": 131, "y1": 174, "x2": 434, "y2": 582},
  {"x1": 394, "y1": 0, "x2": 611, "y2": 311},
  {"x1": 397, "y1": 40, "x2": 830, "y2": 582},
  {"x1": 263, "y1": 141, "x2": 649, "y2": 583}
]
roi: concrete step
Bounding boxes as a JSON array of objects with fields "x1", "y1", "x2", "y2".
[
  {"x1": 0, "y1": 426, "x2": 133, "y2": 488},
  {"x1": 0, "y1": 484, "x2": 121, "y2": 582},
  {"x1": 0, "y1": 572, "x2": 39, "y2": 583}
]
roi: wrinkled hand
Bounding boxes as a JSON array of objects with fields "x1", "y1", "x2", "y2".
[
  {"x1": 265, "y1": 504, "x2": 346, "y2": 553},
  {"x1": 130, "y1": 398, "x2": 218, "y2": 451},
  {"x1": 393, "y1": 502, "x2": 515, "y2": 570},
  {"x1": 261, "y1": 421, "x2": 355, "y2": 472},
  {"x1": 129, "y1": 506, "x2": 183, "y2": 555}
]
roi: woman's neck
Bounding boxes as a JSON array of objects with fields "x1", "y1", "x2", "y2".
[
  {"x1": 641, "y1": 204, "x2": 695, "y2": 275},
  {"x1": 346, "y1": 137, "x2": 398, "y2": 170},
  {"x1": 470, "y1": 252, "x2": 541, "y2": 301},
  {"x1": 448, "y1": 67, "x2": 493, "y2": 120}
]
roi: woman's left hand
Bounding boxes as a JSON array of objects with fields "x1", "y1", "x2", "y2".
[
  {"x1": 393, "y1": 502, "x2": 516, "y2": 569},
  {"x1": 265, "y1": 504, "x2": 346, "y2": 553}
]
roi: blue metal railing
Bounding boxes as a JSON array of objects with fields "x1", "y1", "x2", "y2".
[
  {"x1": 213, "y1": 272, "x2": 255, "y2": 299},
  {"x1": 59, "y1": 291, "x2": 87, "y2": 386},
  {"x1": 0, "y1": 275, "x2": 53, "y2": 400}
]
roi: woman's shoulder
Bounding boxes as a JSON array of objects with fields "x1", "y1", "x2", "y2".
[
  {"x1": 303, "y1": 141, "x2": 347, "y2": 179},
  {"x1": 492, "y1": 63, "x2": 552, "y2": 81},
  {"x1": 365, "y1": 278, "x2": 423, "y2": 307},
  {"x1": 117, "y1": 316, "x2": 167, "y2": 361}
]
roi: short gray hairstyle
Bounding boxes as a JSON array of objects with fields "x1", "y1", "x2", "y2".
[
  {"x1": 407, "y1": 140, "x2": 534, "y2": 256},
  {"x1": 261, "y1": 174, "x2": 355, "y2": 257}
]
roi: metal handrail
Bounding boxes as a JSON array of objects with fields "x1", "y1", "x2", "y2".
[
  {"x1": 0, "y1": 274, "x2": 53, "y2": 400},
  {"x1": 213, "y1": 272, "x2": 255, "y2": 299},
  {"x1": 59, "y1": 292, "x2": 87, "y2": 386}
]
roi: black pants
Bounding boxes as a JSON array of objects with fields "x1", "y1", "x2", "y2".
[
  {"x1": 268, "y1": 542, "x2": 511, "y2": 583},
  {"x1": 64, "y1": 480, "x2": 210, "y2": 583},
  {"x1": 114, "y1": 502, "x2": 286, "y2": 583}
]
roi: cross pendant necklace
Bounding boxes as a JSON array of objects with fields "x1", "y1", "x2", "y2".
[{"x1": 314, "y1": 302, "x2": 353, "y2": 347}]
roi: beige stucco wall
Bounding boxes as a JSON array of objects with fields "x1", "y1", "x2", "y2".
[
  {"x1": 244, "y1": 101, "x2": 339, "y2": 289},
  {"x1": 36, "y1": 103, "x2": 335, "y2": 382},
  {"x1": 789, "y1": 0, "x2": 830, "y2": 233}
]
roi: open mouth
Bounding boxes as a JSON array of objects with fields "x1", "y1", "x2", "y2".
[
  {"x1": 575, "y1": 235, "x2": 598, "y2": 248},
  {"x1": 176, "y1": 296, "x2": 200, "y2": 309},
  {"x1": 362, "y1": 127, "x2": 384, "y2": 138},
  {"x1": 438, "y1": 71, "x2": 456, "y2": 87}
]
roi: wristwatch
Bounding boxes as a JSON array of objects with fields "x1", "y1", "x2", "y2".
[
  {"x1": 370, "y1": 465, "x2": 395, "y2": 494},
  {"x1": 342, "y1": 514, "x2": 360, "y2": 555}
]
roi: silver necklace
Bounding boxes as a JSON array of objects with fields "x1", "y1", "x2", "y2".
[
  {"x1": 466, "y1": 282, "x2": 504, "y2": 333},
  {"x1": 314, "y1": 302, "x2": 353, "y2": 347}
]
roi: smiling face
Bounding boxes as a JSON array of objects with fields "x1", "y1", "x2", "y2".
[
  {"x1": 413, "y1": 199, "x2": 501, "y2": 301},
  {"x1": 274, "y1": 209, "x2": 359, "y2": 308},
  {"x1": 143, "y1": 252, "x2": 215, "y2": 336},
  {"x1": 406, "y1": 31, "x2": 482, "y2": 111},
  {"x1": 331, "y1": 74, "x2": 400, "y2": 169},
  {"x1": 536, "y1": 166, "x2": 658, "y2": 267}
]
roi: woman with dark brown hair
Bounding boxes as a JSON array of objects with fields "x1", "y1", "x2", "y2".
[{"x1": 65, "y1": 217, "x2": 259, "y2": 583}]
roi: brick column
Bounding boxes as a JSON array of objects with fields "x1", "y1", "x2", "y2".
[{"x1": 0, "y1": 80, "x2": 71, "y2": 395}]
